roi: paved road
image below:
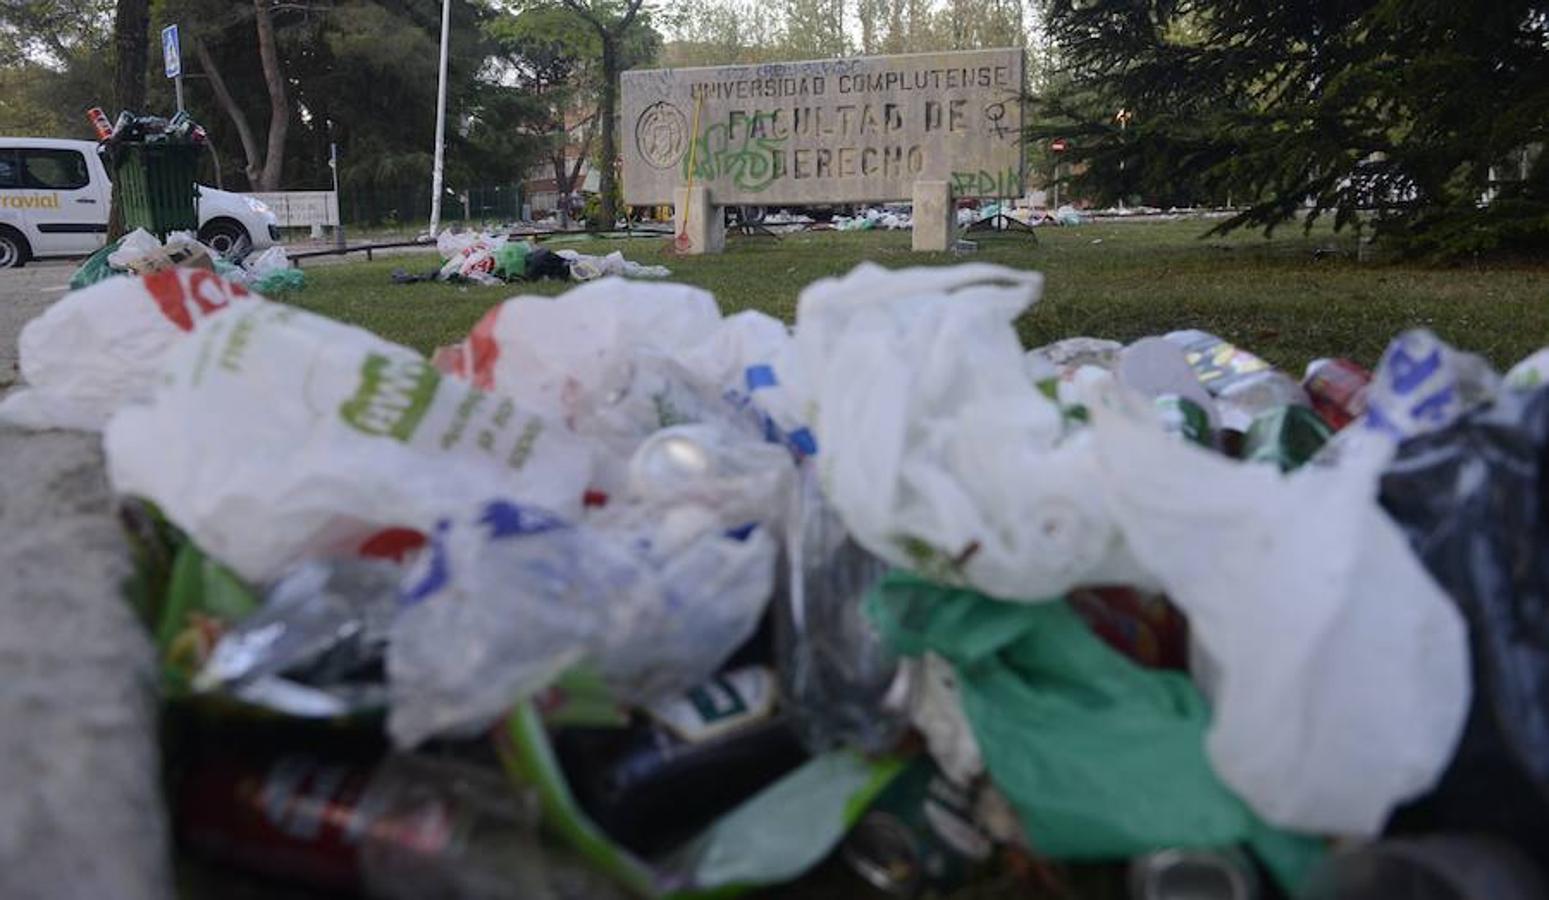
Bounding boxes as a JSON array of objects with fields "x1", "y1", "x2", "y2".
[{"x1": 0, "y1": 261, "x2": 75, "y2": 382}]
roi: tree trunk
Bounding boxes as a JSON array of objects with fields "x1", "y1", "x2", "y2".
[
  {"x1": 193, "y1": 36, "x2": 265, "y2": 189},
  {"x1": 108, "y1": 0, "x2": 150, "y2": 241},
  {"x1": 598, "y1": 39, "x2": 619, "y2": 227},
  {"x1": 253, "y1": 0, "x2": 289, "y2": 191},
  {"x1": 112, "y1": 0, "x2": 150, "y2": 113}
]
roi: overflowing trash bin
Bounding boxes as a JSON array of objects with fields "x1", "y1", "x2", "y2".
[{"x1": 5, "y1": 252, "x2": 1549, "y2": 900}]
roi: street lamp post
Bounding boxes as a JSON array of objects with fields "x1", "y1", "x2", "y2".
[{"x1": 428, "y1": 0, "x2": 452, "y2": 238}]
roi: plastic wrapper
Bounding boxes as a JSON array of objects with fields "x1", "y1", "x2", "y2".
[
  {"x1": 104, "y1": 294, "x2": 595, "y2": 582},
  {"x1": 0, "y1": 267, "x2": 254, "y2": 430},
  {"x1": 437, "y1": 230, "x2": 507, "y2": 284},
  {"x1": 1379, "y1": 385, "x2": 1549, "y2": 852},
  {"x1": 388, "y1": 487, "x2": 779, "y2": 748},
  {"x1": 195, "y1": 558, "x2": 402, "y2": 715},
  {"x1": 1163, "y1": 329, "x2": 1308, "y2": 429},
  {"x1": 774, "y1": 463, "x2": 902, "y2": 755},
  {"x1": 1242, "y1": 405, "x2": 1333, "y2": 471}
]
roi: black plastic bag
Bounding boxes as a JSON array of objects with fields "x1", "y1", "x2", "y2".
[
  {"x1": 524, "y1": 247, "x2": 571, "y2": 282},
  {"x1": 1380, "y1": 385, "x2": 1549, "y2": 853}
]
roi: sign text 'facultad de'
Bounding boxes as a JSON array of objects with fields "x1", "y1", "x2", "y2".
[{"x1": 621, "y1": 48, "x2": 1025, "y2": 206}]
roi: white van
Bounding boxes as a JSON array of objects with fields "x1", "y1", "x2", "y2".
[{"x1": 0, "y1": 137, "x2": 280, "y2": 268}]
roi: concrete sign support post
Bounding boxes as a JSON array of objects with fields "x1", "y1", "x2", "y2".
[
  {"x1": 622, "y1": 48, "x2": 1024, "y2": 254},
  {"x1": 911, "y1": 180, "x2": 953, "y2": 252},
  {"x1": 672, "y1": 185, "x2": 724, "y2": 254}
]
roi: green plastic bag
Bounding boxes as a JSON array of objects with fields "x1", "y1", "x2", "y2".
[
  {"x1": 866, "y1": 571, "x2": 1323, "y2": 891},
  {"x1": 494, "y1": 241, "x2": 532, "y2": 281},
  {"x1": 254, "y1": 268, "x2": 307, "y2": 296},
  {"x1": 69, "y1": 239, "x2": 125, "y2": 290}
]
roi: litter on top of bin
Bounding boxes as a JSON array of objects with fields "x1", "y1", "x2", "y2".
[{"x1": 14, "y1": 258, "x2": 1549, "y2": 898}]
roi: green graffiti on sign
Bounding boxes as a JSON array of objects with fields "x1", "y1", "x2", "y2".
[
  {"x1": 951, "y1": 166, "x2": 1023, "y2": 198},
  {"x1": 683, "y1": 111, "x2": 789, "y2": 193}
]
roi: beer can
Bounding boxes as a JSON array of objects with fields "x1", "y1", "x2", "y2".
[
  {"x1": 841, "y1": 758, "x2": 992, "y2": 896},
  {"x1": 1302, "y1": 358, "x2": 1371, "y2": 431},
  {"x1": 85, "y1": 107, "x2": 114, "y2": 141}
]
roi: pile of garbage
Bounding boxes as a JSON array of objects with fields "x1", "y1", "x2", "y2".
[
  {"x1": 68, "y1": 228, "x2": 305, "y2": 295},
  {"x1": 431, "y1": 230, "x2": 670, "y2": 285},
  {"x1": 832, "y1": 207, "x2": 913, "y2": 231},
  {"x1": 6, "y1": 261, "x2": 1549, "y2": 898}
]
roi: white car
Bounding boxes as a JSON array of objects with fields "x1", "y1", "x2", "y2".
[{"x1": 0, "y1": 137, "x2": 280, "y2": 268}]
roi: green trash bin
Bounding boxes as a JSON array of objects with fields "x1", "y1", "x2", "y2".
[{"x1": 109, "y1": 142, "x2": 200, "y2": 238}]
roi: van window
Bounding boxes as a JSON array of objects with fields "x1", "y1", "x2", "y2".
[
  {"x1": 21, "y1": 149, "x2": 90, "y2": 190},
  {"x1": 0, "y1": 151, "x2": 19, "y2": 189}
]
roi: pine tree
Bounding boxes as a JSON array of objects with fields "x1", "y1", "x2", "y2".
[{"x1": 1033, "y1": 0, "x2": 1549, "y2": 257}]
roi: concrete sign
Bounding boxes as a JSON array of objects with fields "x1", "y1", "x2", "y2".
[{"x1": 621, "y1": 48, "x2": 1024, "y2": 206}]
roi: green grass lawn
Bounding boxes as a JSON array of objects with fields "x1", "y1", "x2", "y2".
[{"x1": 292, "y1": 218, "x2": 1549, "y2": 374}]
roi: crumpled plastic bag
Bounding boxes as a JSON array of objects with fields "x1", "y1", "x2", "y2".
[
  {"x1": 106, "y1": 228, "x2": 165, "y2": 269},
  {"x1": 790, "y1": 262, "x2": 1148, "y2": 600},
  {"x1": 1380, "y1": 385, "x2": 1549, "y2": 846},
  {"x1": 104, "y1": 292, "x2": 594, "y2": 582},
  {"x1": 436, "y1": 230, "x2": 506, "y2": 284},
  {"x1": 1087, "y1": 383, "x2": 1471, "y2": 836},
  {"x1": 867, "y1": 571, "x2": 1324, "y2": 889},
  {"x1": 1364, "y1": 329, "x2": 1499, "y2": 442},
  {"x1": 0, "y1": 267, "x2": 254, "y2": 430},
  {"x1": 557, "y1": 249, "x2": 671, "y2": 281},
  {"x1": 194, "y1": 558, "x2": 401, "y2": 716},
  {"x1": 774, "y1": 462, "x2": 901, "y2": 755},
  {"x1": 388, "y1": 496, "x2": 777, "y2": 747}
]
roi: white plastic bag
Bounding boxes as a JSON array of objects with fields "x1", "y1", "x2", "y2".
[
  {"x1": 0, "y1": 268, "x2": 254, "y2": 430},
  {"x1": 791, "y1": 262, "x2": 1145, "y2": 600},
  {"x1": 1087, "y1": 385, "x2": 1470, "y2": 836},
  {"x1": 243, "y1": 245, "x2": 291, "y2": 279},
  {"x1": 436, "y1": 230, "x2": 506, "y2": 284},
  {"x1": 106, "y1": 228, "x2": 164, "y2": 269},
  {"x1": 557, "y1": 249, "x2": 671, "y2": 281},
  {"x1": 104, "y1": 299, "x2": 594, "y2": 583}
]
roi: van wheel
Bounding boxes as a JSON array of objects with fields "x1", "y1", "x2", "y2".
[
  {"x1": 198, "y1": 219, "x2": 251, "y2": 259},
  {"x1": 0, "y1": 228, "x2": 29, "y2": 269}
]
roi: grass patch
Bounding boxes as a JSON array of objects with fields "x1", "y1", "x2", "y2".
[{"x1": 293, "y1": 219, "x2": 1549, "y2": 371}]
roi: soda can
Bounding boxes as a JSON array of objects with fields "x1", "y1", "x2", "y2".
[
  {"x1": 85, "y1": 107, "x2": 115, "y2": 141},
  {"x1": 841, "y1": 758, "x2": 993, "y2": 896},
  {"x1": 1302, "y1": 358, "x2": 1371, "y2": 431},
  {"x1": 1129, "y1": 848, "x2": 1260, "y2": 900}
]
